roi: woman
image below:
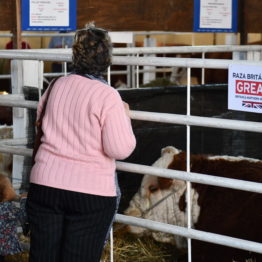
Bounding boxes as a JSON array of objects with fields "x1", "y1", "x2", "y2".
[{"x1": 26, "y1": 24, "x2": 136, "y2": 262}]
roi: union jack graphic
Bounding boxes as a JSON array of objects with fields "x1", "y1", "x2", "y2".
[
  {"x1": 254, "y1": 103, "x2": 262, "y2": 109},
  {"x1": 242, "y1": 101, "x2": 262, "y2": 109}
]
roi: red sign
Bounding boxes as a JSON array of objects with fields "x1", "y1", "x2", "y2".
[{"x1": 236, "y1": 80, "x2": 262, "y2": 96}]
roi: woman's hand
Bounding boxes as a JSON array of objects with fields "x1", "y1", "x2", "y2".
[{"x1": 123, "y1": 102, "x2": 130, "y2": 117}]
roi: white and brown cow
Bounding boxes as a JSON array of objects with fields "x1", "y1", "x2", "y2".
[
  {"x1": 0, "y1": 125, "x2": 13, "y2": 178},
  {"x1": 125, "y1": 146, "x2": 262, "y2": 262}
]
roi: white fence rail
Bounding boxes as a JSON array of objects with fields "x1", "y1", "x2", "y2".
[
  {"x1": 0, "y1": 45, "x2": 261, "y2": 88},
  {"x1": 113, "y1": 45, "x2": 262, "y2": 55},
  {"x1": 0, "y1": 51, "x2": 261, "y2": 260},
  {"x1": 2, "y1": 44, "x2": 262, "y2": 54},
  {"x1": 0, "y1": 50, "x2": 261, "y2": 68},
  {"x1": 1, "y1": 96, "x2": 262, "y2": 133},
  {"x1": 116, "y1": 214, "x2": 262, "y2": 254}
]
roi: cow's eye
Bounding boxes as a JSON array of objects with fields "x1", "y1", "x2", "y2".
[{"x1": 149, "y1": 185, "x2": 159, "y2": 193}]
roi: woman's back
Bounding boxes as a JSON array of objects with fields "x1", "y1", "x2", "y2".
[{"x1": 31, "y1": 74, "x2": 136, "y2": 196}]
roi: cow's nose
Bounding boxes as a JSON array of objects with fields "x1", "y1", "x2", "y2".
[{"x1": 149, "y1": 185, "x2": 159, "y2": 193}]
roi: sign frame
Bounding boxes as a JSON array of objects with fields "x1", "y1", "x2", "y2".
[
  {"x1": 193, "y1": 0, "x2": 238, "y2": 33},
  {"x1": 21, "y1": 0, "x2": 76, "y2": 31},
  {"x1": 228, "y1": 64, "x2": 262, "y2": 114}
]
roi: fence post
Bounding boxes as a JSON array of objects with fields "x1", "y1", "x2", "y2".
[
  {"x1": 11, "y1": 60, "x2": 26, "y2": 189},
  {"x1": 11, "y1": 59, "x2": 43, "y2": 191},
  {"x1": 143, "y1": 36, "x2": 156, "y2": 85}
]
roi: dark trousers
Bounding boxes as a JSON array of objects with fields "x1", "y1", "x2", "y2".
[
  {"x1": 26, "y1": 183, "x2": 117, "y2": 262},
  {"x1": 0, "y1": 256, "x2": 4, "y2": 262}
]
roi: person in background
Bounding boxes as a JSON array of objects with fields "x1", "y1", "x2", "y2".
[
  {"x1": 48, "y1": 31, "x2": 74, "y2": 49},
  {"x1": 0, "y1": 174, "x2": 27, "y2": 262},
  {"x1": 26, "y1": 23, "x2": 136, "y2": 262},
  {"x1": 48, "y1": 31, "x2": 74, "y2": 72},
  {"x1": 5, "y1": 41, "x2": 31, "y2": 49}
]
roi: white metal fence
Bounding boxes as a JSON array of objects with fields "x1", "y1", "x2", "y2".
[
  {"x1": 0, "y1": 48, "x2": 261, "y2": 261},
  {"x1": 0, "y1": 45, "x2": 261, "y2": 86}
]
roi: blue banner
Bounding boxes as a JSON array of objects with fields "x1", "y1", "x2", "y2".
[
  {"x1": 193, "y1": 0, "x2": 238, "y2": 33},
  {"x1": 22, "y1": 0, "x2": 76, "y2": 31}
]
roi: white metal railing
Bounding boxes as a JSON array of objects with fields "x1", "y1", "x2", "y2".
[
  {"x1": 3, "y1": 44, "x2": 262, "y2": 54},
  {"x1": 1, "y1": 99, "x2": 262, "y2": 255},
  {"x1": 1, "y1": 100, "x2": 262, "y2": 193},
  {"x1": 1, "y1": 30, "x2": 261, "y2": 84},
  {"x1": 116, "y1": 214, "x2": 262, "y2": 254},
  {"x1": 0, "y1": 53, "x2": 261, "y2": 260},
  {"x1": 113, "y1": 45, "x2": 262, "y2": 55},
  {"x1": 0, "y1": 69, "x2": 173, "y2": 80},
  {"x1": 113, "y1": 56, "x2": 262, "y2": 68},
  {"x1": 0, "y1": 44, "x2": 261, "y2": 76},
  {"x1": 0, "y1": 50, "x2": 262, "y2": 67},
  {"x1": 0, "y1": 45, "x2": 261, "y2": 88},
  {"x1": 1, "y1": 96, "x2": 262, "y2": 133}
]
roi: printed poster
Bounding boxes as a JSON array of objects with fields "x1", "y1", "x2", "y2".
[
  {"x1": 228, "y1": 64, "x2": 262, "y2": 113},
  {"x1": 30, "y1": 0, "x2": 69, "y2": 27},
  {"x1": 194, "y1": 0, "x2": 238, "y2": 32},
  {"x1": 22, "y1": 0, "x2": 76, "y2": 31},
  {"x1": 200, "y1": 0, "x2": 232, "y2": 29}
]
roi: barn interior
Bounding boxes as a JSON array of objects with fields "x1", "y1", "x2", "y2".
[{"x1": 0, "y1": 1, "x2": 261, "y2": 262}]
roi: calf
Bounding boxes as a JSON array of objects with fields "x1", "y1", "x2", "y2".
[
  {"x1": 0, "y1": 125, "x2": 13, "y2": 178},
  {"x1": 0, "y1": 106, "x2": 12, "y2": 125},
  {"x1": 125, "y1": 146, "x2": 262, "y2": 262}
]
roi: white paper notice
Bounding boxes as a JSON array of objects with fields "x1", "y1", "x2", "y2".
[
  {"x1": 30, "y1": 0, "x2": 69, "y2": 27},
  {"x1": 200, "y1": 0, "x2": 232, "y2": 29},
  {"x1": 228, "y1": 64, "x2": 262, "y2": 113}
]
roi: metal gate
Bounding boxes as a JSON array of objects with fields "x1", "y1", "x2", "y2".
[{"x1": 0, "y1": 46, "x2": 261, "y2": 262}]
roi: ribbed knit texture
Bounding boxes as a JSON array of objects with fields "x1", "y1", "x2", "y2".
[{"x1": 30, "y1": 74, "x2": 136, "y2": 196}]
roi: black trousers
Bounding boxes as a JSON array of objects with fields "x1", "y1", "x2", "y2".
[
  {"x1": 0, "y1": 256, "x2": 4, "y2": 262},
  {"x1": 26, "y1": 183, "x2": 118, "y2": 262}
]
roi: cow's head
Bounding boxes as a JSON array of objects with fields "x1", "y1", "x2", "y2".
[
  {"x1": 124, "y1": 146, "x2": 200, "y2": 247},
  {"x1": 125, "y1": 146, "x2": 199, "y2": 248},
  {"x1": 124, "y1": 147, "x2": 179, "y2": 235}
]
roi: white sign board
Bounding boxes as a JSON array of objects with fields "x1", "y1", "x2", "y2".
[
  {"x1": 199, "y1": 0, "x2": 232, "y2": 29},
  {"x1": 228, "y1": 64, "x2": 262, "y2": 113},
  {"x1": 23, "y1": 60, "x2": 43, "y2": 89},
  {"x1": 109, "y1": 32, "x2": 134, "y2": 44},
  {"x1": 30, "y1": 0, "x2": 69, "y2": 27}
]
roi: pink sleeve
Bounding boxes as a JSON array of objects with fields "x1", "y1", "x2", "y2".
[{"x1": 101, "y1": 92, "x2": 136, "y2": 160}]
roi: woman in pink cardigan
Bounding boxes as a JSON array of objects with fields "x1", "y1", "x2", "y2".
[{"x1": 26, "y1": 24, "x2": 136, "y2": 262}]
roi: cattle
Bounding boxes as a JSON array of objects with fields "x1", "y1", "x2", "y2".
[
  {"x1": 172, "y1": 52, "x2": 231, "y2": 85},
  {"x1": 0, "y1": 125, "x2": 13, "y2": 178},
  {"x1": 125, "y1": 146, "x2": 262, "y2": 262},
  {"x1": 0, "y1": 106, "x2": 12, "y2": 125}
]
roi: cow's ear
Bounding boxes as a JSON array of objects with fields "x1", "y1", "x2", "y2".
[
  {"x1": 168, "y1": 152, "x2": 187, "y2": 171},
  {"x1": 158, "y1": 177, "x2": 173, "y2": 190}
]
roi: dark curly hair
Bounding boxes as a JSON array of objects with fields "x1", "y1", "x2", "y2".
[{"x1": 72, "y1": 24, "x2": 112, "y2": 76}]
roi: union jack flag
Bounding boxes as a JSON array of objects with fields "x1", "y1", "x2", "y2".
[
  {"x1": 242, "y1": 101, "x2": 253, "y2": 108},
  {"x1": 253, "y1": 103, "x2": 262, "y2": 109},
  {"x1": 242, "y1": 101, "x2": 262, "y2": 109}
]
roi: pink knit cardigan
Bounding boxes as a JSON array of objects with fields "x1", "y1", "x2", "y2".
[{"x1": 30, "y1": 74, "x2": 136, "y2": 196}]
